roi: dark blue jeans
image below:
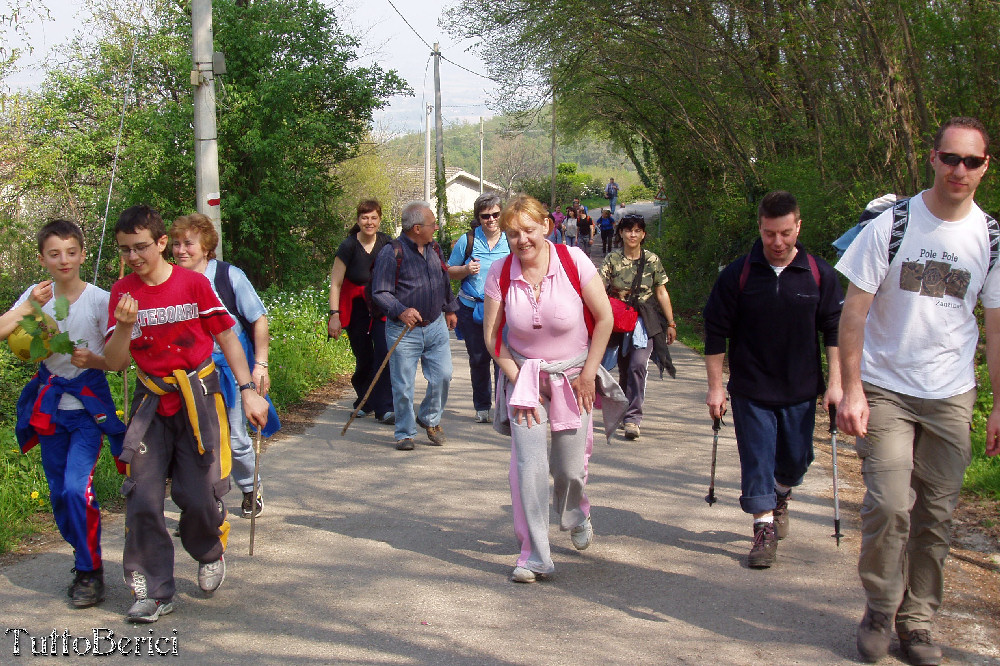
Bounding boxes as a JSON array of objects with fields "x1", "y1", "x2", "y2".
[
  {"x1": 730, "y1": 393, "x2": 816, "y2": 515},
  {"x1": 456, "y1": 301, "x2": 494, "y2": 412}
]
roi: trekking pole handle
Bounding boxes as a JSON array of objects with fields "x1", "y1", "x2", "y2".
[
  {"x1": 713, "y1": 417, "x2": 721, "y2": 433},
  {"x1": 829, "y1": 404, "x2": 838, "y2": 435}
]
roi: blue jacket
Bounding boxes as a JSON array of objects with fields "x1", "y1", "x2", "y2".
[{"x1": 16, "y1": 366, "x2": 126, "y2": 457}]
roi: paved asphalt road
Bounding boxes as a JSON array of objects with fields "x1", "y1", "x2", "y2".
[{"x1": 2, "y1": 242, "x2": 990, "y2": 664}]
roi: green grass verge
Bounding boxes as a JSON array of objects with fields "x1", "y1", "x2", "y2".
[{"x1": 0, "y1": 283, "x2": 355, "y2": 555}]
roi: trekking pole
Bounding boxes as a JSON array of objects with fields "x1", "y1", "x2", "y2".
[
  {"x1": 341, "y1": 322, "x2": 414, "y2": 436},
  {"x1": 249, "y1": 427, "x2": 262, "y2": 556},
  {"x1": 706, "y1": 417, "x2": 721, "y2": 506},
  {"x1": 829, "y1": 405, "x2": 844, "y2": 546}
]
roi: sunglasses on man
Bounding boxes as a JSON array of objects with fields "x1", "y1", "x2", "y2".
[{"x1": 937, "y1": 152, "x2": 988, "y2": 169}]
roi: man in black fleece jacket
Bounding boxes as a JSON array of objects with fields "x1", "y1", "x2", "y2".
[{"x1": 703, "y1": 190, "x2": 843, "y2": 568}]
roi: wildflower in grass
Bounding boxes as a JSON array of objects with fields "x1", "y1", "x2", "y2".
[{"x1": 31, "y1": 491, "x2": 39, "y2": 500}]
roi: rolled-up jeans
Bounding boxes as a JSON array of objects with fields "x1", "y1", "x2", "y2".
[{"x1": 385, "y1": 315, "x2": 453, "y2": 442}]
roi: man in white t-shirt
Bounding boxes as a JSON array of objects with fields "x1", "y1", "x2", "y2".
[{"x1": 837, "y1": 117, "x2": 1000, "y2": 665}]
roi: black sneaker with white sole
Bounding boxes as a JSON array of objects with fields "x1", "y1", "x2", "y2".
[{"x1": 241, "y1": 490, "x2": 263, "y2": 519}]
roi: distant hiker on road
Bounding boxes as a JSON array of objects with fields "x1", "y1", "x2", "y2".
[
  {"x1": 105, "y1": 205, "x2": 269, "y2": 623},
  {"x1": 600, "y1": 214, "x2": 677, "y2": 440},
  {"x1": 703, "y1": 190, "x2": 843, "y2": 569},
  {"x1": 327, "y1": 200, "x2": 395, "y2": 425},
  {"x1": 447, "y1": 192, "x2": 510, "y2": 424},
  {"x1": 550, "y1": 205, "x2": 565, "y2": 244},
  {"x1": 605, "y1": 177, "x2": 620, "y2": 213},
  {"x1": 837, "y1": 116, "x2": 1000, "y2": 666},
  {"x1": 371, "y1": 201, "x2": 458, "y2": 451},
  {"x1": 170, "y1": 213, "x2": 281, "y2": 520},
  {"x1": 564, "y1": 207, "x2": 579, "y2": 247},
  {"x1": 598, "y1": 209, "x2": 615, "y2": 254},
  {"x1": 3, "y1": 219, "x2": 126, "y2": 610},
  {"x1": 483, "y1": 194, "x2": 623, "y2": 584},
  {"x1": 578, "y1": 209, "x2": 594, "y2": 254}
]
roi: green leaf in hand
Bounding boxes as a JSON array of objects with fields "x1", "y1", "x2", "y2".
[
  {"x1": 47, "y1": 332, "x2": 76, "y2": 355},
  {"x1": 29, "y1": 336, "x2": 47, "y2": 362},
  {"x1": 19, "y1": 315, "x2": 40, "y2": 335},
  {"x1": 54, "y1": 296, "x2": 70, "y2": 321}
]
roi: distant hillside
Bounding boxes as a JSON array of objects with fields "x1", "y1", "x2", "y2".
[{"x1": 382, "y1": 111, "x2": 638, "y2": 193}]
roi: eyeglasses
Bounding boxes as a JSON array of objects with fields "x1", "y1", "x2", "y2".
[
  {"x1": 479, "y1": 211, "x2": 501, "y2": 220},
  {"x1": 118, "y1": 241, "x2": 156, "y2": 256},
  {"x1": 937, "y1": 152, "x2": 988, "y2": 169}
]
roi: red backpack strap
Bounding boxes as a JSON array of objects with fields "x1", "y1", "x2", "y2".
[
  {"x1": 553, "y1": 244, "x2": 595, "y2": 336},
  {"x1": 806, "y1": 253, "x2": 821, "y2": 288},
  {"x1": 494, "y1": 254, "x2": 515, "y2": 357},
  {"x1": 738, "y1": 254, "x2": 751, "y2": 292}
]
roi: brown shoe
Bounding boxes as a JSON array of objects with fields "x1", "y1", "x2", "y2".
[
  {"x1": 395, "y1": 438, "x2": 415, "y2": 451},
  {"x1": 747, "y1": 521, "x2": 777, "y2": 568},
  {"x1": 773, "y1": 490, "x2": 791, "y2": 540},
  {"x1": 856, "y1": 607, "x2": 892, "y2": 663},
  {"x1": 416, "y1": 417, "x2": 446, "y2": 446},
  {"x1": 898, "y1": 628, "x2": 942, "y2": 666}
]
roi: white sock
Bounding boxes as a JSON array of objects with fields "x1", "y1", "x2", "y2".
[
  {"x1": 754, "y1": 515, "x2": 774, "y2": 525},
  {"x1": 775, "y1": 483, "x2": 791, "y2": 495}
]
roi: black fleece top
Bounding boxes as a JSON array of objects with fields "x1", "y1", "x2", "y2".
[{"x1": 703, "y1": 239, "x2": 843, "y2": 406}]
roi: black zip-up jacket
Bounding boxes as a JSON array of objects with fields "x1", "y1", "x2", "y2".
[{"x1": 703, "y1": 240, "x2": 843, "y2": 406}]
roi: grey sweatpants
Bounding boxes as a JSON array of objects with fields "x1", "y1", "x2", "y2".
[
  {"x1": 122, "y1": 409, "x2": 231, "y2": 601},
  {"x1": 507, "y1": 388, "x2": 593, "y2": 574}
]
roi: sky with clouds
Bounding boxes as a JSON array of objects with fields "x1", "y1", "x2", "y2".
[{"x1": 5, "y1": 0, "x2": 500, "y2": 136}]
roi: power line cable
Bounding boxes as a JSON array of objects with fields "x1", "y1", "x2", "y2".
[{"x1": 384, "y1": 0, "x2": 431, "y2": 50}]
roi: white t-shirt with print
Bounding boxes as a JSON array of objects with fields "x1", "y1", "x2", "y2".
[
  {"x1": 15, "y1": 283, "x2": 111, "y2": 410},
  {"x1": 836, "y1": 191, "x2": 1000, "y2": 399}
]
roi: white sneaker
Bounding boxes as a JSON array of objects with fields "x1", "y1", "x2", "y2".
[
  {"x1": 474, "y1": 409, "x2": 491, "y2": 423},
  {"x1": 511, "y1": 566, "x2": 539, "y2": 583},
  {"x1": 571, "y1": 517, "x2": 593, "y2": 551},
  {"x1": 197, "y1": 555, "x2": 225, "y2": 593}
]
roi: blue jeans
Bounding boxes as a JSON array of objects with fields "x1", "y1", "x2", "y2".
[
  {"x1": 456, "y1": 302, "x2": 494, "y2": 412},
  {"x1": 730, "y1": 394, "x2": 816, "y2": 515},
  {"x1": 386, "y1": 315, "x2": 453, "y2": 441},
  {"x1": 609, "y1": 196, "x2": 618, "y2": 213}
]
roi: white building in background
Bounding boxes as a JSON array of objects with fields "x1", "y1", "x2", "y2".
[{"x1": 394, "y1": 167, "x2": 503, "y2": 218}]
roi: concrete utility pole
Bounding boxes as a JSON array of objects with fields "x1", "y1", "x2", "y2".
[
  {"x1": 479, "y1": 117, "x2": 484, "y2": 193},
  {"x1": 191, "y1": 0, "x2": 223, "y2": 259},
  {"x1": 433, "y1": 43, "x2": 446, "y2": 244},
  {"x1": 423, "y1": 104, "x2": 432, "y2": 202}
]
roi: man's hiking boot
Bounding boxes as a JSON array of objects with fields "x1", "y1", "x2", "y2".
[
  {"x1": 197, "y1": 555, "x2": 225, "y2": 594},
  {"x1": 856, "y1": 606, "x2": 892, "y2": 662},
  {"x1": 68, "y1": 568, "x2": 104, "y2": 608},
  {"x1": 773, "y1": 490, "x2": 791, "y2": 540},
  {"x1": 898, "y1": 628, "x2": 942, "y2": 666},
  {"x1": 416, "y1": 417, "x2": 446, "y2": 445},
  {"x1": 395, "y1": 438, "x2": 415, "y2": 451},
  {"x1": 241, "y1": 489, "x2": 263, "y2": 519},
  {"x1": 747, "y1": 521, "x2": 777, "y2": 568},
  {"x1": 126, "y1": 598, "x2": 174, "y2": 623}
]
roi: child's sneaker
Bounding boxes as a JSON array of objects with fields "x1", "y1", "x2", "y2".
[
  {"x1": 69, "y1": 568, "x2": 105, "y2": 608},
  {"x1": 241, "y1": 489, "x2": 263, "y2": 519},
  {"x1": 198, "y1": 555, "x2": 225, "y2": 593},
  {"x1": 126, "y1": 598, "x2": 174, "y2": 623}
]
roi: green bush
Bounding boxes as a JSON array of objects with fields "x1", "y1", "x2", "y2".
[{"x1": 0, "y1": 283, "x2": 355, "y2": 555}]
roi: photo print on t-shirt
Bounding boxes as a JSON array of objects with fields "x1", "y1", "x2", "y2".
[{"x1": 899, "y1": 256, "x2": 971, "y2": 300}]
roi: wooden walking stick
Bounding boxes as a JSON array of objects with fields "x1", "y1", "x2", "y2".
[
  {"x1": 118, "y1": 257, "x2": 129, "y2": 419},
  {"x1": 249, "y1": 426, "x2": 262, "y2": 556},
  {"x1": 706, "y1": 417, "x2": 721, "y2": 506},
  {"x1": 341, "y1": 322, "x2": 414, "y2": 436}
]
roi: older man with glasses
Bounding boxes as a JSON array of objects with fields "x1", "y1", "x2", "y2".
[
  {"x1": 448, "y1": 192, "x2": 511, "y2": 423},
  {"x1": 371, "y1": 201, "x2": 459, "y2": 451}
]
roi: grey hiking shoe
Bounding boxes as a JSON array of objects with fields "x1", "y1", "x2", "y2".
[
  {"x1": 571, "y1": 517, "x2": 593, "y2": 550},
  {"x1": 197, "y1": 555, "x2": 225, "y2": 594},
  {"x1": 69, "y1": 568, "x2": 104, "y2": 608},
  {"x1": 474, "y1": 409, "x2": 492, "y2": 423},
  {"x1": 856, "y1": 606, "x2": 892, "y2": 662},
  {"x1": 375, "y1": 411, "x2": 396, "y2": 425},
  {"x1": 126, "y1": 598, "x2": 174, "y2": 623},
  {"x1": 747, "y1": 521, "x2": 777, "y2": 568},
  {"x1": 898, "y1": 628, "x2": 942, "y2": 666},
  {"x1": 773, "y1": 490, "x2": 791, "y2": 540}
]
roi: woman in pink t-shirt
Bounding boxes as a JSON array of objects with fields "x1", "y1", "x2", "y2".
[{"x1": 483, "y1": 194, "x2": 616, "y2": 584}]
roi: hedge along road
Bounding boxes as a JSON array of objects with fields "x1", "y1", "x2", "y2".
[{"x1": 0, "y1": 332, "x2": 993, "y2": 663}]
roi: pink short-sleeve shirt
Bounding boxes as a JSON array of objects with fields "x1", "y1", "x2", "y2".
[{"x1": 484, "y1": 241, "x2": 596, "y2": 362}]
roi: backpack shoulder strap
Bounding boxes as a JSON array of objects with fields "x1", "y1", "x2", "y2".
[
  {"x1": 463, "y1": 229, "x2": 475, "y2": 264},
  {"x1": 554, "y1": 243, "x2": 583, "y2": 297},
  {"x1": 986, "y1": 213, "x2": 1000, "y2": 272},
  {"x1": 213, "y1": 260, "x2": 255, "y2": 347},
  {"x1": 494, "y1": 254, "x2": 515, "y2": 357},
  {"x1": 806, "y1": 254, "x2": 821, "y2": 288},
  {"x1": 738, "y1": 255, "x2": 751, "y2": 292},
  {"x1": 887, "y1": 198, "x2": 910, "y2": 266}
]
